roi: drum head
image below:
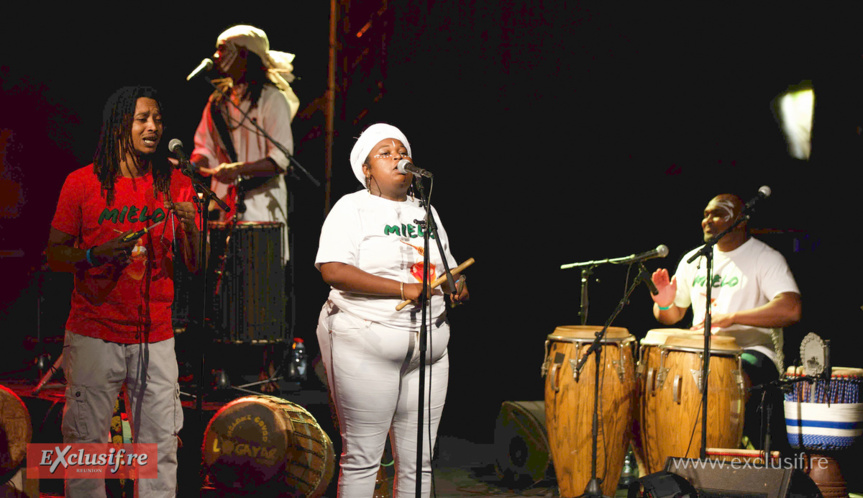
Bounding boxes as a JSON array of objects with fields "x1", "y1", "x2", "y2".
[
  {"x1": 549, "y1": 325, "x2": 630, "y2": 342},
  {"x1": 662, "y1": 334, "x2": 740, "y2": 353},
  {"x1": 641, "y1": 328, "x2": 695, "y2": 346},
  {"x1": 787, "y1": 366, "x2": 863, "y2": 378}
]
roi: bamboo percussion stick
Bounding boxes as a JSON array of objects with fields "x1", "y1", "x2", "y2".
[{"x1": 395, "y1": 257, "x2": 475, "y2": 311}]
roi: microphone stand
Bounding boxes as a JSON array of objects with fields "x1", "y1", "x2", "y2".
[
  {"x1": 199, "y1": 76, "x2": 320, "y2": 386},
  {"x1": 411, "y1": 175, "x2": 455, "y2": 498},
  {"x1": 561, "y1": 251, "x2": 665, "y2": 327},
  {"x1": 173, "y1": 161, "x2": 229, "y2": 414},
  {"x1": 685, "y1": 208, "x2": 755, "y2": 460},
  {"x1": 170, "y1": 160, "x2": 228, "y2": 494},
  {"x1": 572, "y1": 263, "x2": 655, "y2": 497},
  {"x1": 203, "y1": 76, "x2": 319, "y2": 188}
]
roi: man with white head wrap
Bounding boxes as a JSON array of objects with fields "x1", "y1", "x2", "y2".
[
  {"x1": 191, "y1": 24, "x2": 298, "y2": 263},
  {"x1": 315, "y1": 123, "x2": 469, "y2": 497}
]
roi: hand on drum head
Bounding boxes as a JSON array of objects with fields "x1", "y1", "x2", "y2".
[
  {"x1": 692, "y1": 312, "x2": 735, "y2": 332},
  {"x1": 650, "y1": 268, "x2": 677, "y2": 307}
]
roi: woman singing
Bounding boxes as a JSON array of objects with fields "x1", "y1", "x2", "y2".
[{"x1": 315, "y1": 123, "x2": 469, "y2": 497}]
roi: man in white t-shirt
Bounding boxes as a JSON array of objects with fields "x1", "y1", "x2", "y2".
[{"x1": 650, "y1": 193, "x2": 801, "y2": 451}]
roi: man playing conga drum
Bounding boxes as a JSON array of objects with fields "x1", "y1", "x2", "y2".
[{"x1": 650, "y1": 193, "x2": 802, "y2": 451}]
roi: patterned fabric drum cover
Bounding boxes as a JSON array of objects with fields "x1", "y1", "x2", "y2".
[{"x1": 784, "y1": 366, "x2": 863, "y2": 450}]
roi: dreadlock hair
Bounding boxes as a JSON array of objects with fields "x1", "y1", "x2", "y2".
[{"x1": 93, "y1": 86, "x2": 171, "y2": 205}]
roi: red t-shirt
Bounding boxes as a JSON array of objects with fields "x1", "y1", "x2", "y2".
[{"x1": 51, "y1": 165, "x2": 195, "y2": 344}]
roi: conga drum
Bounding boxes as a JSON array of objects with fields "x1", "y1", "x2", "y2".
[
  {"x1": 542, "y1": 325, "x2": 637, "y2": 497},
  {"x1": 635, "y1": 329, "x2": 697, "y2": 475},
  {"x1": 639, "y1": 334, "x2": 744, "y2": 474},
  {"x1": 203, "y1": 395, "x2": 335, "y2": 497},
  {"x1": 784, "y1": 366, "x2": 863, "y2": 498}
]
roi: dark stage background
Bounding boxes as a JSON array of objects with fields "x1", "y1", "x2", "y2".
[{"x1": 2, "y1": 2, "x2": 862, "y2": 444}]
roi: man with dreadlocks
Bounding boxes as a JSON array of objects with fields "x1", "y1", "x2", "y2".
[
  {"x1": 190, "y1": 25, "x2": 299, "y2": 390},
  {"x1": 191, "y1": 24, "x2": 298, "y2": 261},
  {"x1": 47, "y1": 86, "x2": 199, "y2": 497}
]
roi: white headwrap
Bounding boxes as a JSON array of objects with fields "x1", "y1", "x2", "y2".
[
  {"x1": 217, "y1": 25, "x2": 300, "y2": 121},
  {"x1": 349, "y1": 123, "x2": 412, "y2": 187}
]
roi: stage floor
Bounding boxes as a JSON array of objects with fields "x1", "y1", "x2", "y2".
[{"x1": 4, "y1": 378, "x2": 862, "y2": 497}]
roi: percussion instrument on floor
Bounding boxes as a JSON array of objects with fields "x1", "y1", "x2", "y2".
[
  {"x1": 0, "y1": 384, "x2": 32, "y2": 483},
  {"x1": 542, "y1": 325, "x2": 637, "y2": 497},
  {"x1": 203, "y1": 395, "x2": 335, "y2": 497},
  {"x1": 784, "y1": 366, "x2": 863, "y2": 451},
  {"x1": 638, "y1": 334, "x2": 745, "y2": 474},
  {"x1": 208, "y1": 221, "x2": 286, "y2": 343},
  {"x1": 784, "y1": 366, "x2": 863, "y2": 498}
]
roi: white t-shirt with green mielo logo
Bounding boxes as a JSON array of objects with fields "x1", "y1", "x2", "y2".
[
  {"x1": 673, "y1": 237, "x2": 799, "y2": 367},
  {"x1": 315, "y1": 191, "x2": 458, "y2": 330}
]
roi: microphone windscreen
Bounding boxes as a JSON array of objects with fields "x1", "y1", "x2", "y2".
[{"x1": 168, "y1": 139, "x2": 184, "y2": 153}]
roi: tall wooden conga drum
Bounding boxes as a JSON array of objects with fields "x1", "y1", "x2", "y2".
[
  {"x1": 639, "y1": 334, "x2": 744, "y2": 474},
  {"x1": 542, "y1": 325, "x2": 637, "y2": 497},
  {"x1": 635, "y1": 329, "x2": 696, "y2": 475},
  {"x1": 203, "y1": 395, "x2": 335, "y2": 497}
]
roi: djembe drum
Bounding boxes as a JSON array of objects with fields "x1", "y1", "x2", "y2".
[
  {"x1": 542, "y1": 325, "x2": 637, "y2": 497},
  {"x1": 784, "y1": 366, "x2": 863, "y2": 498}
]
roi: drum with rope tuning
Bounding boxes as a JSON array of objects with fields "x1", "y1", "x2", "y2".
[
  {"x1": 783, "y1": 366, "x2": 863, "y2": 498},
  {"x1": 784, "y1": 366, "x2": 863, "y2": 451}
]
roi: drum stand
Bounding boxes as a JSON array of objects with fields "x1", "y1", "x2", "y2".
[
  {"x1": 748, "y1": 376, "x2": 795, "y2": 457},
  {"x1": 573, "y1": 262, "x2": 655, "y2": 498}
]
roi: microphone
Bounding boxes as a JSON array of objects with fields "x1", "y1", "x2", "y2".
[
  {"x1": 186, "y1": 58, "x2": 213, "y2": 81},
  {"x1": 168, "y1": 139, "x2": 194, "y2": 171},
  {"x1": 397, "y1": 159, "x2": 433, "y2": 178},
  {"x1": 743, "y1": 185, "x2": 771, "y2": 211},
  {"x1": 609, "y1": 244, "x2": 669, "y2": 265},
  {"x1": 168, "y1": 139, "x2": 231, "y2": 213}
]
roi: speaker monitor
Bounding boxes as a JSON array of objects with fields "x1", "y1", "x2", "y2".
[
  {"x1": 659, "y1": 457, "x2": 821, "y2": 498},
  {"x1": 493, "y1": 400, "x2": 552, "y2": 486}
]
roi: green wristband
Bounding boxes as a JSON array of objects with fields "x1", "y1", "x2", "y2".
[
  {"x1": 86, "y1": 247, "x2": 103, "y2": 267},
  {"x1": 657, "y1": 303, "x2": 673, "y2": 310}
]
